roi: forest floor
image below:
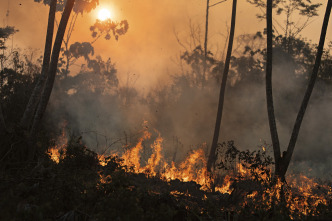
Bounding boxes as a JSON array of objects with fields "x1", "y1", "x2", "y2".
[{"x1": 1, "y1": 136, "x2": 332, "y2": 221}]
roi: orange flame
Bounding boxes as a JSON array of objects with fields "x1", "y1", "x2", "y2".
[
  {"x1": 49, "y1": 122, "x2": 330, "y2": 218},
  {"x1": 47, "y1": 124, "x2": 68, "y2": 163}
]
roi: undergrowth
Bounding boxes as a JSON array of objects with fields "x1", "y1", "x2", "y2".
[{"x1": 0, "y1": 138, "x2": 331, "y2": 220}]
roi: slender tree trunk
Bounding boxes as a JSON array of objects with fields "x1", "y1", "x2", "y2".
[
  {"x1": 20, "y1": 0, "x2": 57, "y2": 130},
  {"x1": 207, "y1": 0, "x2": 237, "y2": 172},
  {"x1": 266, "y1": 0, "x2": 283, "y2": 180},
  {"x1": 203, "y1": 0, "x2": 210, "y2": 86},
  {"x1": 278, "y1": 0, "x2": 332, "y2": 179},
  {"x1": 30, "y1": 0, "x2": 76, "y2": 137}
]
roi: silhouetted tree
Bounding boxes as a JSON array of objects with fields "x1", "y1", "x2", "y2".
[
  {"x1": 247, "y1": 0, "x2": 321, "y2": 54},
  {"x1": 0, "y1": 26, "x2": 18, "y2": 134},
  {"x1": 265, "y1": 0, "x2": 281, "y2": 180},
  {"x1": 279, "y1": 0, "x2": 332, "y2": 180},
  {"x1": 58, "y1": 41, "x2": 95, "y2": 77},
  {"x1": 19, "y1": 0, "x2": 99, "y2": 138},
  {"x1": 20, "y1": 0, "x2": 57, "y2": 130},
  {"x1": 207, "y1": 0, "x2": 237, "y2": 172},
  {"x1": 264, "y1": 0, "x2": 331, "y2": 181},
  {"x1": 30, "y1": 0, "x2": 77, "y2": 136},
  {"x1": 58, "y1": 16, "x2": 129, "y2": 77},
  {"x1": 203, "y1": 0, "x2": 210, "y2": 85}
]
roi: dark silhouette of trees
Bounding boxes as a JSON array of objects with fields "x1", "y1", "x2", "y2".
[
  {"x1": 0, "y1": 26, "x2": 18, "y2": 135},
  {"x1": 19, "y1": 0, "x2": 101, "y2": 138},
  {"x1": 56, "y1": 13, "x2": 128, "y2": 77},
  {"x1": 20, "y1": 0, "x2": 57, "y2": 130},
  {"x1": 265, "y1": 0, "x2": 281, "y2": 180},
  {"x1": 207, "y1": 0, "x2": 237, "y2": 172},
  {"x1": 15, "y1": 0, "x2": 129, "y2": 145},
  {"x1": 203, "y1": 0, "x2": 210, "y2": 85},
  {"x1": 279, "y1": 0, "x2": 332, "y2": 180},
  {"x1": 247, "y1": 0, "x2": 322, "y2": 55},
  {"x1": 264, "y1": 0, "x2": 332, "y2": 181},
  {"x1": 30, "y1": 0, "x2": 77, "y2": 137}
]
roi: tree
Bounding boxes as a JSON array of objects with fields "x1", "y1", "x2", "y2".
[
  {"x1": 19, "y1": 0, "x2": 100, "y2": 137},
  {"x1": 278, "y1": 0, "x2": 332, "y2": 180},
  {"x1": 57, "y1": 4, "x2": 128, "y2": 77},
  {"x1": 264, "y1": 0, "x2": 331, "y2": 181},
  {"x1": 207, "y1": 0, "x2": 237, "y2": 172},
  {"x1": 30, "y1": 0, "x2": 77, "y2": 136},
  {"x1": 265, "y1": 0, "x2": 281, "y2": 180},
  {"x1": 58, "y1": 41, "x2": 95, "y2": 77},
  {"x1": 247, "y1": 0, "x2": 322, "y2": 54},
  {"x1": 20, "y1": 0, "x2": 57, "y2": 130},
  {"x1": 58, "y1": 10, "x2": 80, "y2": 78},
  {"x1": 203, "y1": 0, "x2": 228, "y2": 87},
  {"x1": 203, "y1": 0, "x2": 210, "y2": 86},
  {"x1": 0, "y1": 26, "x2": 18, "y2": 135}
]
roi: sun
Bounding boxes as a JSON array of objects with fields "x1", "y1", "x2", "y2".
[{"x1": 98, "y1": 8, "x2": 112, "y2": 21}]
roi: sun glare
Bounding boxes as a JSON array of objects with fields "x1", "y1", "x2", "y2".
[{"x1": 98, "y1": 8, "x2": 112, "y2": 21}]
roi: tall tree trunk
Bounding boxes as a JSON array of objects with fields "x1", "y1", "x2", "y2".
[
  {"x1": 266, "y1": 0, "x2": 283, "y2": 180},
  {"x1": 203, "y1": 0, "x2": 210, "y2": 86},
  {"x1": 278, "y1": 0, "x2": 332, "y2": 179},
  {"x1": 30, "y1": 0, "x2": 76, "y2": 137},
  {"x1": 20, "y1": 0, "x2": 57, "y2": 130},
  {"x1": 207, "y1": 0, "x2": 237, "y2": 172}
]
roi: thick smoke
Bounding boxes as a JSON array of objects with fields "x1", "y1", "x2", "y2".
[
  {"x1": 45, "y1": 38, "x2": 332, "y2": 180},
  {"x1": 2, "y1": 0, "x2": 331, "y2": 178}
]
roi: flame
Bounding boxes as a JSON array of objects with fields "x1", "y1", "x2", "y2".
[
  {"x1": 215, "y1": 175, "x2": 232, "y2": 194},
  {"x1": 48, "y1": 122, "x2": 331, "y2": 218},
  {"x1": 47, "y1": 123, "x2": 68, "y2": 163},
  {"x1": 122, "y1": 130, "x2": 151, "y2": 170},
  {"x1": 120, "y1": 129, "x2": 212, "y2": 189},
  {"x1": 104, "y1": 128, "x2": 331, "y2": 217},
  {"x1": 98, "y1": 155, "x2": 110, "y2": 167}
]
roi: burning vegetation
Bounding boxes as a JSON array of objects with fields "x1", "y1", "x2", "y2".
[
  {"x1": 39, "y1": 125, "x2": 332, "y2": 220},
  {"x1": 1, "y1": 0, "x2": 332, "y2": 220}
]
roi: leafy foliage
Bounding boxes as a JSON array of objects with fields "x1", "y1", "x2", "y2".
[
  {"x1": 247, "y1": 0, "x2": 321, "y2": 18},
  {"x1": 67, "y1": 41, "x2": 94, "y2": 61},
  {"x1": 0, "y1": 26, "x2": 18, "y2": 49},
  {"x1": 90, "y1": 19, "x2": 129, "y2": 42}
]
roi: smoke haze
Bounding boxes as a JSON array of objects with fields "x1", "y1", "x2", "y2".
[{"x1": 1, "y1": 0, "x2": 332, "y2": 178}]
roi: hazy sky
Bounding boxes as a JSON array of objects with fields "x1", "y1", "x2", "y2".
[{"x1": 1, "y1": 0, "x2": 330, "y2": 90}]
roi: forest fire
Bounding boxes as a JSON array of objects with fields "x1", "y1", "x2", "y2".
[
  {"x1": 47, "y1": 126, "x2": 68, "y2": 163},
  {"x1": 120, "y1": 129, "x2": 212, "y2": 189},
  {"x1": 1, "y1": 0, "x2": 331, "y2": 219},
  {"x1": 47, "y1": 127, "x2": 332, "y2": 218}
]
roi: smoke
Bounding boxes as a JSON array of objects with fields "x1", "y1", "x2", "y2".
[
  {"x1": 44, "y1": 38, "x2": 332, "y2": 180},
  {"x1": 2, "y1": 0, "x2": 332, "y2": 178}
]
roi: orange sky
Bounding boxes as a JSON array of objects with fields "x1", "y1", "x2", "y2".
[{"x1": 0, "y1": 0, "x2": 331, "y2": 90}]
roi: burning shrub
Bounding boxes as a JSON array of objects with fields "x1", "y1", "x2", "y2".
[
  {"x1": 2, "y1": 129, "x2": 332, "y2": 220},
  {"x1": 214, "y1": 141, "x2": 332, "y2": 220}
]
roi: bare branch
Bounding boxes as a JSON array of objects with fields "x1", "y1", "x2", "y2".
[{"x1": 210, "y1": 0, "x2": 227, "y2": 8}]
